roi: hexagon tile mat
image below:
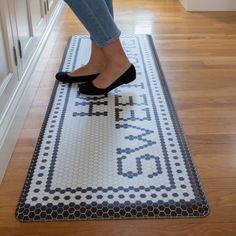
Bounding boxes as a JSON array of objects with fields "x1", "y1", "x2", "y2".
[{"x1": 16, "y1": 35, "x2": 209, "y2": 222}]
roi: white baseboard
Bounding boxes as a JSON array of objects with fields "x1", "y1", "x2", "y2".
[
  {"x1": 0, "y1": 1, "x2": 64, "y2": 184},
  {"x1": 179, "y1": 0, "x2": 236, "y2": 11}
]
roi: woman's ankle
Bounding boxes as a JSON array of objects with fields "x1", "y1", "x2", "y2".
[{"x1": 107, "y1": 58, "x2": 131, "y2": 70}]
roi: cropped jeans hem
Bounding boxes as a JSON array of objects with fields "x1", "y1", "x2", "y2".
[
  {"x1": 64, "y1": 0, "x2": 121, "y2": 48},
  {"x1": 95, "y1": 31, "x2": 121, "y2": 48}
]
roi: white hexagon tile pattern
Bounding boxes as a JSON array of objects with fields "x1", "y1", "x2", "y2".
[{"x1": 15, "y1": 35, "x2": 209, "y2": 222}]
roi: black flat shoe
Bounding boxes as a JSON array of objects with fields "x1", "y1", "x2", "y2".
[
  {"x1": 55, "y1": 72, "x2": 99, "y2": 83},
  {"x1": 79, "y1": 64, "x2": 136, "y2": 95}
]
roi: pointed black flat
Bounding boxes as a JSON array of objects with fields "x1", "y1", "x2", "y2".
[
  {"x1": 79, "y1": 64, "x2": 136, "y2": 95},
  {"x1": 55, "y1": 72, "x2": 99, "y2": 83}
]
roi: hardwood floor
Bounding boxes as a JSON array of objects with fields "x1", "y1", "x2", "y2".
[{"x1": 0, "y1": 0, "x2": 236, "y2": 235}]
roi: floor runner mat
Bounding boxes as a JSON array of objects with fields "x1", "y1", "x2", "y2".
[{"x1": 16, "y1": 35, "x2": 209, "y2": 221}]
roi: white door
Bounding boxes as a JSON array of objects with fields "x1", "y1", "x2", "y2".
[
  {"x1": 0, "y1": 3, "x2": 19, "y2": 118},
  {"x1": 28, "y1": 0, "x2": 47, "y2": 38},
  {"x1": 9, "y1": 0, "x2": 36, "y2": 72},
  {"x1": 45, "y1": 0, "x2": 59, "y2": 19}
]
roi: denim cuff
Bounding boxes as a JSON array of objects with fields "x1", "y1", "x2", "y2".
[{"x1": 95, "y1": 30, "x2": 121, "y2": 47}]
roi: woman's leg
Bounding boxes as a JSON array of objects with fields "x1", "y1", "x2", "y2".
[
  {"x1": 64, "y1": 0, "x2": 132, "y2": 89},
  {"x1": 92, "y1": 39, "x2": 131, "y2": 89},
  {"x1": 68, "y1": 40, "x2": 106, "y2": 77},
  {"x1": 84, "y1": 0, "x2": 114, "y2": 76},
  {"x1": 64, "y1": 0, "x2": 120, "y2": 47},
  {"x1": 65, "y1": 0, "x2": 119, "y2": 77},
  {"x1": 86, "y1": 0, "x2": 131, "y2": 88}
]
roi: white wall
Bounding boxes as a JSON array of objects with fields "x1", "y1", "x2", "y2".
[{"x1": 179, "y1": 0, "x2": 236, "y2": 11}]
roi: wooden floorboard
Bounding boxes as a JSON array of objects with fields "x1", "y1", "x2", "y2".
[{"x1": 0, "y1": 0, "x2": 236, "y2": 235}]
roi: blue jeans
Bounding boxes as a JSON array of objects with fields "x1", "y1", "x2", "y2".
[{"x1": 64, "y1": 0, "x2": 121, "y2": 47}]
